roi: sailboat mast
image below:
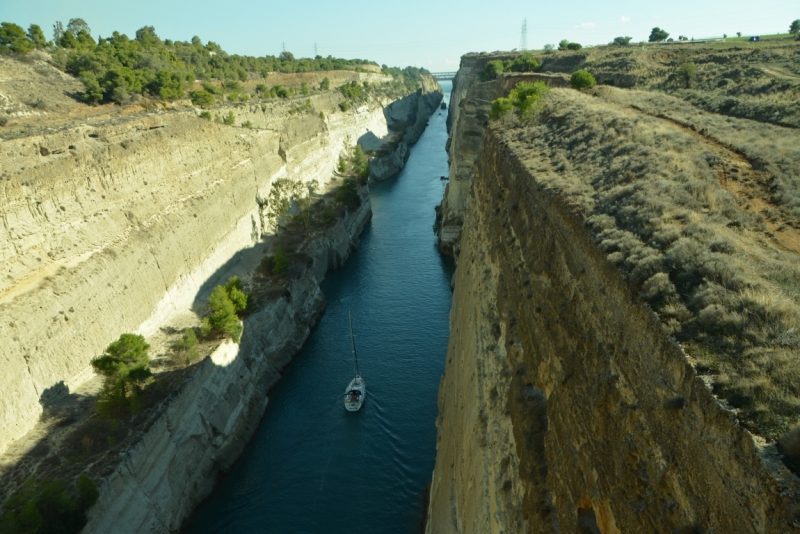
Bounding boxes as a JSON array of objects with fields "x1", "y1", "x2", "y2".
[{"x1": 349, "y1": 311, "x2": 359, "y2": 376}]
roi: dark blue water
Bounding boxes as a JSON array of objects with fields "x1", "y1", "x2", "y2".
[{"x1": 184, "y1": 81, "x2": 453, "y2": 534}]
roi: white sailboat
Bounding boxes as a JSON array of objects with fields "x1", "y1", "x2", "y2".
[{"x1": 343, "y1": 312, "x2": 365, "y2": 412}]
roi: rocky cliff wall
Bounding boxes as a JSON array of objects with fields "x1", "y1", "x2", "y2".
[
  {"x1": 0, "y1": 79, "x2": 438, "y2": 455},
  {"x1": 437, "y1": 61, "x2": 567, "y2": 257},
  {"x1": 427, "y1": 116, "x2": 799, "y2": 533},
  {"x1": 82, "y1": 195, "x2": 371, "y2": 533},
  {"x1": 370, "y1": 78, "x2": 442, "y2": 181}
]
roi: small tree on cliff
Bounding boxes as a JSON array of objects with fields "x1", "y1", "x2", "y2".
[
  {"x1": 200, "y1": 277, "x2": 248, "y2": 342},
  {"x1": 92, "y1": 334, "x2": 152, "y2": 415}
]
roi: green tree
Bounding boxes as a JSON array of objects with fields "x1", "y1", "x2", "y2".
[
  {"x1": 613, "y1": 36, "x2": 632, "y2": 46},
  {"x1": 675, "y1": 62, "x2": 697, "y2": 88},
  {"x1": 52, "y1": 21, "x2": 64, "y2": 43},
  {"x1": 224, "y1": 276, "x2": 249, "y2": 312},
  {"x1": 0, "y1": 22, "x2": 35, "y2": 53},
  {"x1": 76, "y1": 475, "x2": 99, "y2": 509},
  {"x1": 649, "y1": 27, "x2": 669, "y2": 42},
  {"x1": 296, "y1": 180, "x2": 319, "y2": 233},
  {"x1": 150, "y1": 70, "x2": 184, "y2": 100},
  {"x1": 570, "y1": 69, "x2": 596, "y2": 89},
  {"x1": 223, "y1": 110, "x2": 235, "y2": 125},
  {"x1": 508, "y1": 53, "x2": 539, "y2": 72},
  {"x1": 79, "y1": 71, "x2": 104, "y2": 104},
  {"x1": 558, "y1": 39, "x2": 570, "y2": 50},
  {"x1": 335, "y1": 178, "x2": 360, "y2": 209},
  {"x1": 200, "y1": 284, "x2": 243, "y2": 342},
  {"x1": 26, "y1": 24, "x2": 47, "y2": 48},
  {"x1": 301, "y1": 81, "x2": 309, "y2": 95},
  {"x1": 543, "y1": 44, "x2": 554, "y2": 53},
  {"x1": 566, "y1": 42, "x2": 582, "y2": 50},
  {"x1": 0, "y1": 476, "x2": 97, "y2": 534},
  {"x1": 320, "y1": 77, "x2": 330, "y2": 90},
  {"x1": 350, "y1": 144, "x2": 369, "y2": 181},
  {"x1": 91, "y1": 334, "x2": 152, "y2": 415},
  {"x1": 189, "y1": 89, "x2": 214, "y2": 107},
  {"x1": 59, "y1": 30, "x2": 78, "y2": 48},
  {"x1": 255, "y1": 83, "x2": 267, "y2": 95},
  {"x1": 336, "y1": 152, "x2": 347, "y2": 173},
  {"x1": 67, "y1": 18, "x2": 91, "y2": 36},
  {"x1": 790, "y1": 19, "x2": 800, "y2": 37},
  {"x1": 509, "y1": 81, "x2": 550, "y2": 116}
]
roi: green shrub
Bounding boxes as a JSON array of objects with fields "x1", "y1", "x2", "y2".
[
  {"x1": 508, "y1": 53, "x2": 539, "y2": 73},
  {"x1": 480, "y1": 60, "x2": 505, "y2": 81},
  {"x1": 337, "y1": 152, "x2": 347, "y2": 173},
  {"x1": 490, "y1": 81, "x2": 550, "y2": 120},
  {"x1": 223, "y1": 110, "x2": 235, "y2": 125},
  {"x1": 76, "y1": 475, "x2": 99, "y2": 509},
  {"x1": 570, "y1": 69, "x2": 596, "y2": 89},
  {"x1": 613, "y1": 36, "x2": 632, "y2": 46},
  {"x1": 200, "y1": 277, "x2": 249, "y2": 342},
  {"x1": 339, "y1": 80, "x2": 364, "y2": 100},
  {"x1": 350, "y1": 144, "x2": 369, "y2": 180},
  {"x1": 172, "y1": 328, "x2": 199, "y2": 364},
  {"x1": 0, "y1": 117, "x2": 8, "y2": 127},
  {"x1": 189, "y1": 89, "x2": 214, "y2": 107},
  {"x1": 301, "y1": 82, "x2": 309, "y2": 95},
  {"x1": 0, "y1": 476, "x2": 98, "y2": 534},
  {"x1": 566, "y1": 42, "x2": 582, "y2": 51},
  {"x1": 202, "y1": 82, "x2": 223, "y2": 95},
  {"x1": 490, "y1": 97, "x2": 513, "y2": 120},
  {"x1": 91, "y1": 334, "x2": 151, "y2": 416},
  {"x1": 241, "y1": 120, "x2": 253, "y2": 128},
  {"x1": 272, "y1": 85, "x2": 288, "y2": 98},
  {"x1": 255, "y1": 83, "x2": 267, "y2": 95},
  {"x1": 223, "y1": 80, "x2": 244, "y2": 93},
  {"x1": 339, "y1": 101, "x2": 350, "y2": 112},
  {"x1": 273, "y1": 246, "x2": 289, "y2": 276},
  {"x1": 199, "y1": 111, "x2": 211, "y2": 120},
  {"x1": 676, "y1": 62, "x2": 697, "y2": 88},
  {"x1": 319, "y1": 111, "x2": 325, "y2": 120},
  {"x1": 320, "y1": 77, "x2": 330, "y2": 90}
]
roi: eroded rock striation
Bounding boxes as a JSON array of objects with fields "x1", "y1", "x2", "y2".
[{"x1": 427, "y1": 55, "x2": 800, "y2": 533}]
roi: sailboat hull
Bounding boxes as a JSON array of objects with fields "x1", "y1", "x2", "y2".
[{"x1": 344, "y1": 375, "x2": 366, "y2": 412}]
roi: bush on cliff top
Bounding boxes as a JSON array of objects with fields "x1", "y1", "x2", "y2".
[
  {"x1": 480, "y1": 53, "x2": 541, "y2": 81},
  {"x1": 570, "y1": 69, "x2": 596, "y2": 89},
  {"x1": 490, "y1": 81, "x2": 550, "y2": 120}
]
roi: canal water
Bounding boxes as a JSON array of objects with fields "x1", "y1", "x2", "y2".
[{"x1": 184, "y1": 81, "x2": 454, "y2": 534}]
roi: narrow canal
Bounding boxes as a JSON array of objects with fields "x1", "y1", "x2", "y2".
[{"x1": 184, "y1": 81, "x2": 454, "y2": 533}]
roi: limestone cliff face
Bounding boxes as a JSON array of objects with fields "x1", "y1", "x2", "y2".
[
  {"x1": 82, "y1": 197, "x2": 371, "y2": 533},
  {"x1": 438, "y1": 58, "x2": 567, "y2": 257},
  {"x1": 427, "y1": 120, "x2": 799, "y2": 534},
  {"x1": 370, "y1": 78, "x2": 442, "y2": 181},
  {"x1": 0, "y1": 79, "x2": 438, "y2": 455}
]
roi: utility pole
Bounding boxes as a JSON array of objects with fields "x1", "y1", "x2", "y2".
[
  {"x1": 314, "y1": 42, "x2": 318, "y2": 57},
  {"x1": 282, "y1": 41, "x2": 286, "y2": 53},
  {"x1": 519, "y1": 18, "x2": 528, "y2": 51}
]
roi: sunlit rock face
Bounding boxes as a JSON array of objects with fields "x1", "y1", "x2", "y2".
[
  {"x1": 0, "y1": 71, "x2": 439, "y2": 456},
  {"x1": 427, "y1": 55, "x2": 799, "y2": 534}
]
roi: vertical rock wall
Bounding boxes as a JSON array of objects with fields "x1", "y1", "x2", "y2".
[{"x1": 427, "y1": 61, "x2": 798, "y2": 532}]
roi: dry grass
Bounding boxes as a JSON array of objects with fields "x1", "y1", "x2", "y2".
[{"x1": 497, "y1": 88, "x2": 800, "y2": 441}]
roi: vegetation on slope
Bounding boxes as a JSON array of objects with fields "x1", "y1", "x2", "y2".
[
  {"x1": 493, "y1": 87, "x2": 800, "y2": 444},
  {"x1": 0, "y1": 17, "x2": 432, "y2": 108}
]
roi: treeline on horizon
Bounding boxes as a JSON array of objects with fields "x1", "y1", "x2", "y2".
[{"x1": 0, "y1": 19, "x2": 430, "y2": 105}]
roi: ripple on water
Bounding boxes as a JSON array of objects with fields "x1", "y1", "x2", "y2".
[{"x1": 184, "y1": 82, "x2": 453, "y2": 534}]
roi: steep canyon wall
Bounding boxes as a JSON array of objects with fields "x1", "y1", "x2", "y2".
[
  {"x1": 427, "y1": 58, "x2": 799, "y2": 533},
  {"x1": 0, "y1": 78, "x2": 439, "y2": 456}
]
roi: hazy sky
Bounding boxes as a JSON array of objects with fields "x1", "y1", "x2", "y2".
[{"x1": 2, "y1": 0, "x2": 797, "y2": 71}]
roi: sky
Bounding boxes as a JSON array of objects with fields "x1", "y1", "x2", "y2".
[{"x1": 1, "y1": 0, "x2": 797, "y2": 71}]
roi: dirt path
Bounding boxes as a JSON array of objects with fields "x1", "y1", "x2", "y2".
[{"x1": 623, "y1": 103, "x2": 800, "y2": 254}]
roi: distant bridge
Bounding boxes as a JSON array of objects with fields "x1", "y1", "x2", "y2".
[{"x1": 431, "y1": 72, "x2": 457, "y2": 80}]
